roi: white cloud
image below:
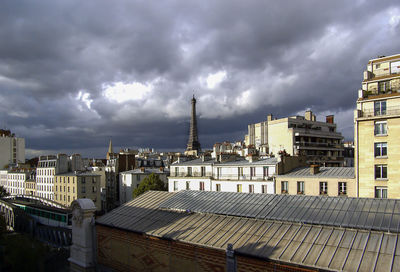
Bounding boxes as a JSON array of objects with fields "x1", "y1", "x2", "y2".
[
  {"x1": 76, "y1": 91, "x2": 93, "y2": 109},
  {"x1": 102, "y1": 81, "x2": 153, "y2": 103},
  {"x1": 199, "y1": 70, "x2": 227, "y2": 89}
]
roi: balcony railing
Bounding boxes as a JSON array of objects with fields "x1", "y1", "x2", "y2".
[
  {"x1": 293, "y1": 128, "x2": 342, "y2": 138},
  {"x1": 359, "y1": 106, "x2": 400, "y2": 118},
  {"x1": 215, "y1": 174, "x2": 273, "y2": 181},
  {"x1": 295, "y1": 141, "x2": 342, "y2": 149},
  {"x1": 170, "y1": 172, "x2": 213, "y2": 177}
]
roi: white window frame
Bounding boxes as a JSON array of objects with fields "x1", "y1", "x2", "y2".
[
  {"x1": 375, "y1": 164, "x2": 388, "y2": 180},
  {"x1": 374, "y1": 142, "x2": 387, "y2": 157},
  {"x1": 374, "y1": 121, "x2": 387, "y2": 136},
  {"x1": 375, "y1": 186, "x2": 388, "y2": 199}
]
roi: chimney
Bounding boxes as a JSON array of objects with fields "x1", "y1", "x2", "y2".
[
  {"x1": 267, "y1": 114, "x2": 273, "y2": 121},
  {"x1": 159, "y1": 167, "x2": 164, "y2": 172},
  {"x1": 305, "y1": 110, "x2": 313, "y2": 121},
  {"x1": 326, "y1": 115, "x2": 334, "y2": 124},
  {"x1": 140, "y1": 167, "x2": 145, "y2": 173},
  {"x1": 310, "y1": 165, "x2": 320, "y2": 175}
]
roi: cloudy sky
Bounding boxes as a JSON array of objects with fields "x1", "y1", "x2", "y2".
[{"x1": 1, "y1": 0, "x2": 400, "y2": 158}]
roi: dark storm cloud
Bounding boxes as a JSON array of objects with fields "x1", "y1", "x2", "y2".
[{"x1": 1, "y1": 0, "x2": 400, "y2": 158}]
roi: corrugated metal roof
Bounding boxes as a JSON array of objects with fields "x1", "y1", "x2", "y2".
[
  {"x1": 96, "y1": 191, "x2": 400, "y2": 272},
  {"x1": 159, "y1": 190, "x2": 400, "y2": 232},
  {"x1": 277, "y1": 166, "x2": 354, "y2": 178}
]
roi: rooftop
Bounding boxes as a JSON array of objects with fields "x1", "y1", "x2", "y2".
[
  {"x1": 97, "y1": 191, "x2": 400, "y2": 272},
  {"x1": 120, "y1": 168, "x2": 170, "y2": 174},
  {"x1": 55, "y1": 171, "x2": 101, "y2": 177},
  {"x1": 172, "y1": 157, "x2": 278, "y2": 166},
  {"x1": 277, "y1": 166, "x2": 354, "y2": 178}
]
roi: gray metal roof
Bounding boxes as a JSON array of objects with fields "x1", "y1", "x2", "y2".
[
  {"x1": 120, "y1": 168, "x2": 170, "y2": 175},
  {"x1": 96, "y1": 191, "x2": 400, "y2": 272},
  {"x1": 172, "y1": 158, "x2": 215, "y2": 166},
  {"x1": 159, "y1": 190, "x2": 400, "y2": 233},
  {"x1": 215, "y1": 157, "x2": 278, "y2": 166},
  {"x1": 277, "y1": 166, "x2": 354, "y2": 178},
  {"x1": 172, "y1": 157, "x2": 278, "y2": 167}
]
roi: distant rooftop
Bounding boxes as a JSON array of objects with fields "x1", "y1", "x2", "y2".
[{"x1": 277, "y1": 166, "x2": 354, "y2": 178}]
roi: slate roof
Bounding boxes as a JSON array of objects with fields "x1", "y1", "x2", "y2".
[{"x1": 277, "y1": 166, "x2": 354, "y2": 178}]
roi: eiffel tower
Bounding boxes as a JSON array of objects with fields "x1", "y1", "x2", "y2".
[{"x1": 185, "y1": 95, "x2": 201, "y2": 155}]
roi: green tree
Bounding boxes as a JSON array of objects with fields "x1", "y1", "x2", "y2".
[
  {"x1": 0, "y1": 186, "x2": 9, "y2": 198},
  {"x1": 132, "y1": 173, "x2": 167, "y2": 198}
]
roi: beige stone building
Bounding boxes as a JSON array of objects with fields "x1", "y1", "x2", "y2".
[
  {"x1": 355, "y1": 54, "x2": 400, "y2": 198},
  {"x1": 275, "y1": 165, "x2": 356, "y2": 197},
  {"x1": 54, "y1": 172, "x2": 101, "y2": 211},
  {"x1": 245, "y1": 112, "x2": 344, "y2": 166}
]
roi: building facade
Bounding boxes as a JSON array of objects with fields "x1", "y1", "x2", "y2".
[
  {"x1": 0, "y1": 129, "x2": 25, "y2": 169},
  {"x1": 245, "y1": 111, "x2": 344, "y2": 166},
  {"x1": 168, "y1": 157, "x2": 277, "y2": 194},
  {"x1": 54, "y1": 172, "x2": 101, "y2": 211},
  {"x1": 36, "y1": 154, "x2": 68, "y2": 200},
  {"x1": 355, "y1": 54, "x2": 400, "y2": 198},
  {"x1": 275, "y1": 165, "x2": 356, "y2": 197},
  {"x1": 6, "y1": 171, "x2": 28, "y2": 195},
  {"x1": 119, "y1": 168, "x2": 169, "y2": 204}
]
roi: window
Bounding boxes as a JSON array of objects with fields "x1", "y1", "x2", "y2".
[
  {"x1": 297, "y1": 181, "x2": 304, "y2": 194},
  {"x1": 174, "y1": 181, "x2": 178, "y2": 191},
  {"x1": 81, "y1": 186, "x2": 86, "y2": 193},
  {"x1": 187, "y1": 167, "x2": 192, "y2": 177},
  {"x1": 186, "y1": 181, "x2": 190, "y2": 190},
  {"x1": 175, "y1": 167, "x2": 179, "y2": 177},
  {"x1": 320, "y1": 182, "x2": 328, "y2": 195},
  {"x1": 199, "y1": 182, "x2": 205, "y2": 191},
  {"x1": 82, "y1": 177, "x2": 85, "y2": 184},
  {"x1": 250, "y1": 167, "x2": 255, "y2": 177},
  {"x1": 374, "y1": 121, "x2": 387, "y2": 136},
  {"x1": 375, "y1": 186, "x2": 388, "y2": 199},
  {"x1": 216, "y1": 184, "x2": 221, "y2": 192},
  {"x1": 375, "y1": 164, "x2": 387, "y2": 179},
  {"x1": 249, "y1": 184, "x2": 254, "y2": 193},
  {"x1": 374, "y1": 142, "x2": 387, "y2": 157},
  {"x1": 68, "y1": 187, "x2": 70, "y2": 193},
  {"x1": 338, "y1": 182, "x2": 347, "y2": 195},
  {"x1": 238, "y1": 167, "x2": 243, "y2": 177},
  {"x1": 374, "y1": 101, "x2": 386, "y2": 116},
  {"x1": 263, "y1": 167, "x2": 269, "y2": 178},
  {"x1": 68, "y1": 196, "x2": 70, "y2": 202},
  {"x1": 237, "y1": 184, "x2": 242, "y2": 193},
  {"x1": 281, "y1": 181, "x2": 288, "y2": 194},
  {"x1": 92, "y1": 186, "x2": 96, "y2": 193},
  {"x1": 378, "y1": 80, "x2": 390, "y2": 93},
  {"x1": 201, "y1": 167, "x2": 206, "y2": 177},
  {"x1": 136, "y1": 175, "x2": 140, "y2": 181}
]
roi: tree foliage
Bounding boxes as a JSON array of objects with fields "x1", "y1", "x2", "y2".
[
  {"x1": 132, "y1": 173, "x2": 167, "y2": 198},
  {"x1": 0, "y1": 186, "x2": 9, "y2": 198}
]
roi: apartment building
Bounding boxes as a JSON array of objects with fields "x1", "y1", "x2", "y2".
[
  {"x1": 119, "y1": 167, "x2": 169, "y2": 204},
  {"x1": 355, "y1": 54, "x2": 400, "y2": 198},
  {"x1": 245, "y1": 112, "x2": 344, "y2": 166},
  {"x1": 0, "y1": 129, "x2": 25, "y2": 169},
  {"x1": 275, "y1": 165, "x2": 356, "y2": 197},
  {"x1": 105, "y1": 140, "x2": 136, "y2": 211},
  {"x1": 54, "y1": 172, "x2": 101, "y2": 211},
  {"x1": 6, "y1": 171, "x2": 29, "y2": 195},
  {"x1": 36, "y1": 154, "x2": 68, "y2": 200},
  {"x1": 168, "y1": 156, "x2": 278, "y2": 194}
]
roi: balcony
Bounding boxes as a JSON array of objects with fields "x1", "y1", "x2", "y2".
[
  {"x1": 293, "y1": 128, "x2": 342, "y2": 139},
  {"x1": 358, "y1": 106, "x2": 400, "y2": 118},
  {"x1": 170, "y1": 172, "x2": 212, "y2": 178},
  {"x1": 295, "y1": 141, "x2": 343, "y2": 150},
  {"x1": 214, "y1": 174, "x2": 272, "y2": 181}
]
